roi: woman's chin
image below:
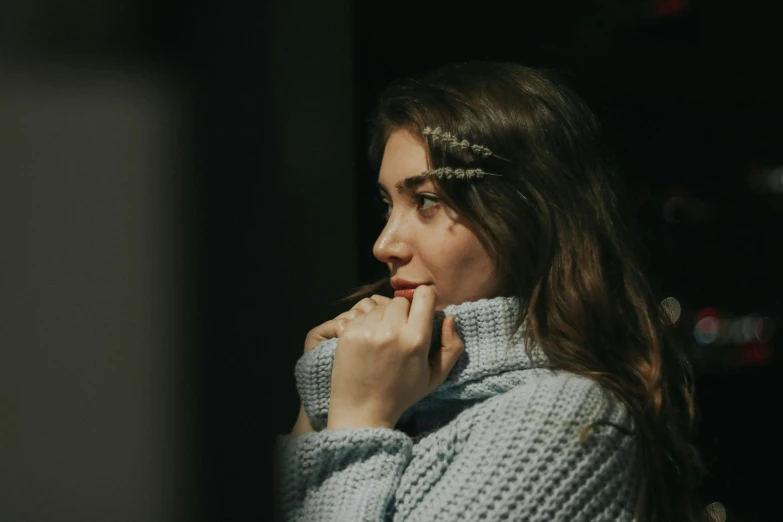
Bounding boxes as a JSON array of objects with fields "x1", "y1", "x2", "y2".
[{"x1": 433, "y1": 288, "x2": 501, "y2": 310}]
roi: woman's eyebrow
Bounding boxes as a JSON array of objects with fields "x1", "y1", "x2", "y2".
[{"x1": 377, "y1": 175, "x2": 429, "y2": 195}]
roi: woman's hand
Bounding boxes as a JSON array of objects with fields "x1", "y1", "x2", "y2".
[
  {"x1": 303, "y1": 295, "x2": 392, "y2": 353},
  {"x1": 289, "y1": 295, "x2": 392, "y2": 438},
  {"x1": 327, "y1": 285, "x2": 464, "y2": 431}
]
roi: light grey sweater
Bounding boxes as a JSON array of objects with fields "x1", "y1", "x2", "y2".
[{"x1": 274, "y1": 296, "x2": 639, "y2": 521}]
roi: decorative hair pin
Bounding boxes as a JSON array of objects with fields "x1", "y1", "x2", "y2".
[
  {"x1": 422, "y1": 167, "x2": 501, "y2": 180},
  {"x1": 422, "y1": 126, "x2": 510, "y2": 162}
]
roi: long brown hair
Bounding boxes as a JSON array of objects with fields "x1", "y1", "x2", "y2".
[{"x1": 344, "y1": 61, "x2": 706, "y2": 522}]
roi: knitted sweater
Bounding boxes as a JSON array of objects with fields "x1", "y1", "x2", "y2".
[{"x1": 274, "y1": 296, "x2": 640, "y2": 522}]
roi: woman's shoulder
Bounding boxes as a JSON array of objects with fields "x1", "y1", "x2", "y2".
[{"x1": 480, "y1": 369, "x2": 634, "y2": 434}]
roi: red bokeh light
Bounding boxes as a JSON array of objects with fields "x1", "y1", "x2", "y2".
[
  {"x1": 737, "y1": 342, "x2": 774, "y2": 365},
  {"x1": 654, "y1": 0, "x2": 688, "y2": 17},
  {"x1": 695, "y1": 307, "x2": 720, "y2": 322}
]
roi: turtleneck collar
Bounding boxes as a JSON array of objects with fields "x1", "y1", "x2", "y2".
[{"x1": 295, "y1": 296, "x2": 550, "y2": 431}]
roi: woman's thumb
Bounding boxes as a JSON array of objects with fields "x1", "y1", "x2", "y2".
[{"x1": 429, "y1": 315, "x2": 464, "y2": 391}]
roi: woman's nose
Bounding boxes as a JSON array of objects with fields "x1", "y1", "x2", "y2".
[{"x1": 372, "y1": 217, "x2": 412, "y2": 265}]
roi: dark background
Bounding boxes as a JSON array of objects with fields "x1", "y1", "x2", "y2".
[{"x1": 1, "y1": 0, "x2": 780, "y2": 521}]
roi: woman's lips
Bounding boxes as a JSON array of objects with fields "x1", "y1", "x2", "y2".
[{"x1": 394, "y1": 288, "x2": 416, "y2": 302}]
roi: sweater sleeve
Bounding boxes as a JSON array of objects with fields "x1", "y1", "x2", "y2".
[
  {"x1": 397, "y1": 372, "x2": 640, "y2": 522},
  {"x1": 274, "y1": 427, "x2": 413, "y2": 522}
]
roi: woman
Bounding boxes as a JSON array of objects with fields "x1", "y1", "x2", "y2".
[{"x1": 275, "y1": 61, "x2": 707, "y2": 522}]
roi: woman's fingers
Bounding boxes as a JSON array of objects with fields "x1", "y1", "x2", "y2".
[
  {"x1": 370, "y1": 294, "x2": 392, "y2": 305},
  {"x1": 304, "y1": 294, "x2": 392, "y2": 353},
  {"x1": 428, "y1": 314, "x2": 464, "y2": 393},
  {"x1": 327, "y1": 287, "x2": 445, "y2": 431},
  {"x1": 304, "y1": 320, "x2": 343, "y2": 352},
  {"x1": 407, "y1": 286, "x2": 436, "y2": 332},
  {"x1": 338, "y1": 295, "x2": 388, "y2": 329},
  {"x1": 382, "y1": 296, "x2": 411, "y2": 327},
  {"x1": 308, "y1": 314, "x2": 354, "y2": 345},
  {"x1": 351, "y1": 295, "x2": 390, "y2": 314},
  {"x1": 335, "y1": 310, "x2": 358, "y2": 323}
]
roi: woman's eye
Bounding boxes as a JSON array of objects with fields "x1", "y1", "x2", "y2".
[
  {"x1": 374, "y1": 195, "x2": 392, "y2": 219},
  {"x1": 380, "y1": 201, "x2": 392, "y2": 219},
  {"x1": 416, "y1": 194, "x2": 440, "y2": 212},
  {"x1": 375, "y1": 194, "x2": 439, "y2": 219}
]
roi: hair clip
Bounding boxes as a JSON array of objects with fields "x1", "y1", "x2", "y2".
[
  {"x1": 423, "y1": 167, "x2": 501, "y2": 180},
  {"x1": 422, "y1": 126, "x2": 510, "y2": 162}
]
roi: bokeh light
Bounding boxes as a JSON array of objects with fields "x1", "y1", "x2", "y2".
[
  {"x1": 766, "y1": 167, "x2": 783, "y2": 192},
  {"x1": 695, "y1": 307, "x2": 719, "y2": 321},
  {"x1": 729, "y1": 318, "x2": 746, "y2": 344},
  {"x1": 661, "y1": 296, "x2": 682, "y2": 324},
  {"x1": 694, "y1": 316, "x2": 720, "y2": 345},
  {"x1": 737, "y1": 342, "x2": 774, "y2": 365},
  {"x1": 742, "y1": 314, "x2": 761, "y2": 342},
  {"x1": 755, "y1": 316, "x2": 776, "y2": 342}
]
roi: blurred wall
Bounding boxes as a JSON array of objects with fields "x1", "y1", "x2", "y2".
[
  {"x1": 0, "y1": 65, "x2": 189, "y2": 521},
  {"x1": 0, "y1": 0, "x2": 357, "y2": 520}
]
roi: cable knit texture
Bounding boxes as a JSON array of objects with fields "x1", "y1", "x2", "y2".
[{"x1": 274, "y1": 296, "x2": 640, "y2": 522}]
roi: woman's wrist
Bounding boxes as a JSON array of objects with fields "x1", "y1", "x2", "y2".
[
  {"x1": 326, "y1": 413, "x2": 395, "y2": 431},
  {"x1": 289, "y1": 404, "x2": 319, "y2": 438}
]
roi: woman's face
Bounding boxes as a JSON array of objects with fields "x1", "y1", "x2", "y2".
[{"x1": 374, "y1": 128, "x2": 502, "y2": 311}]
